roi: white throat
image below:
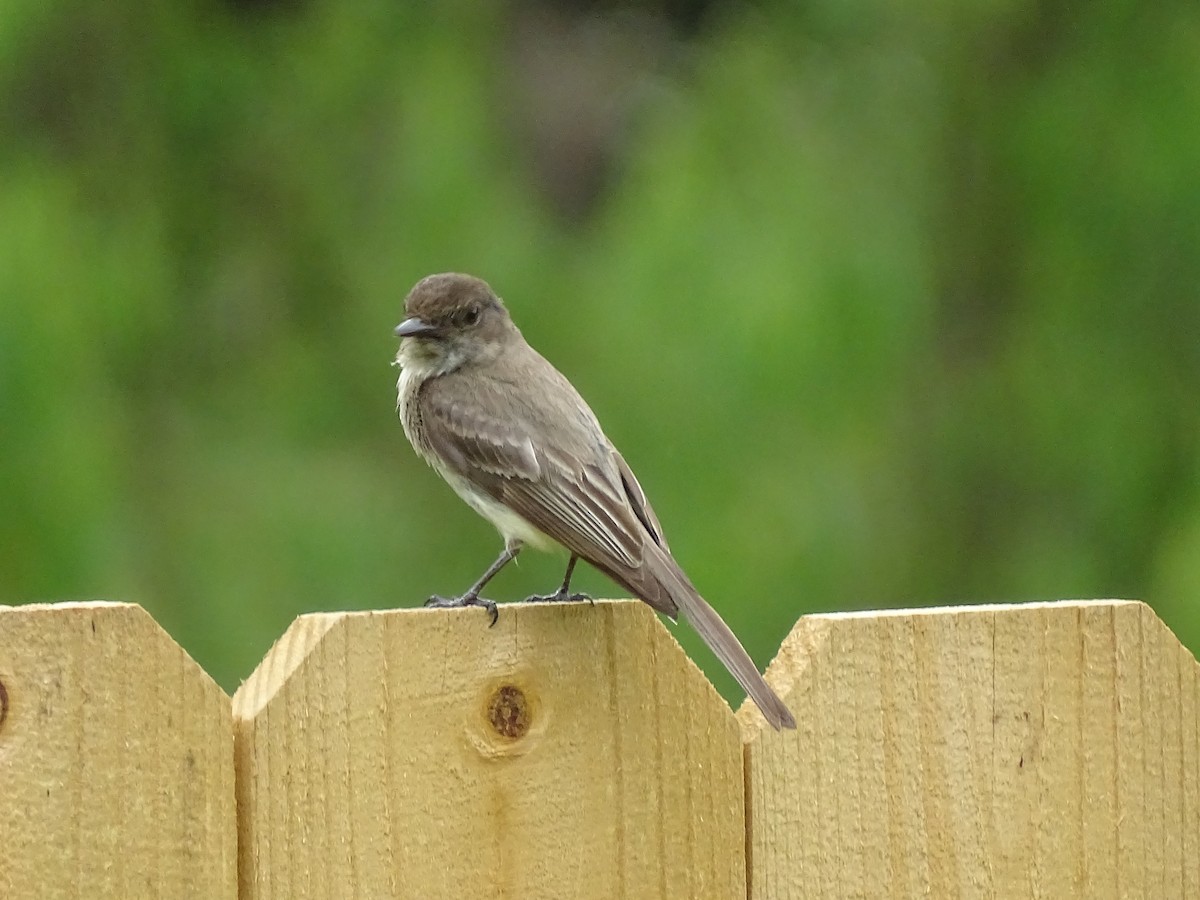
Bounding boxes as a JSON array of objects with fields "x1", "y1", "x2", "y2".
[{"x1": 395, "y1": 339, "x2": 468, "y2": 380}]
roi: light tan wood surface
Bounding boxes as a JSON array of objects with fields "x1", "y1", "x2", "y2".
[
  {"x1": 233, "y1": 599, "x2": 745, "y2": 900},
  {"x1": 0, "y1": 601, "x2": 236, "y2": 899},
  {"x1": 8, "y1": 597, "x2": 1196, "y2": 899},
  {"x1": 742, "y1": 600, "x2": 1200, "y2": 900}
]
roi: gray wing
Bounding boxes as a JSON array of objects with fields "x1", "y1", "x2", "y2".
[
  {"x1": 421, "y1": 368, "x2": 678, "y2": 616},
  {"x1": 612, "y1": 448, "x2": 669, "y2": 553}
]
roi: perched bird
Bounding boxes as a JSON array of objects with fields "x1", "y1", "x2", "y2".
[{"x1": 394, "y1": 272, "x2": 795, "y2": 729}]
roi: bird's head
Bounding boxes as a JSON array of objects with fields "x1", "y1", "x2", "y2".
[{"x1": 394, "y1": 273, "x2": 514, "y2": 376}]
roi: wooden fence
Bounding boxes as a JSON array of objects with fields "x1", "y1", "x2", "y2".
[{"x1": 1, "y1": 598, "x2": 1197, "y2": 898}]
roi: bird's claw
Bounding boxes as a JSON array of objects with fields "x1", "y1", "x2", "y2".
[
  {"x1": 524, "y1": 590, "x2": 594, "y2": 606},
  {"x1": 424, "y1": 594, "x2": 500, "y2": 627}
]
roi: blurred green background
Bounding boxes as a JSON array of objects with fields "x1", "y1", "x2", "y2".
[{"x1": 2, "y1": 1, "x2": 1198, "y2": 705}]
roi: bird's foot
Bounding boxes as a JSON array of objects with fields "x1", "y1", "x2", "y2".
[
  {"x1": 524, "y1": 589, "x2": 594, "y2": 606},
  {"x1": 424, "y1": 593, "x2": 500, "y2": 627}
]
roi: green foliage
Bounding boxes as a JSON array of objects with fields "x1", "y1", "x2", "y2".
[{"x1": 3, "y1": 2, "x2": 1199, "y2": 700}]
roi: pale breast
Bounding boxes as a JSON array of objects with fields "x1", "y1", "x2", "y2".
[
  {"x1": 396, "y1": 366, "x2": 556, "y2": 552},
  {"x1": 441, "y1": 468, "x2": 558, "y2": 551},
  {"x1": 396, "y1": 366, "x2": 429, "y2": 463}
]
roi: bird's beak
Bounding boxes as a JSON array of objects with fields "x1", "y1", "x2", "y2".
[{"x1": 394, "y1": 317, "x2": 439, "y2": 338}]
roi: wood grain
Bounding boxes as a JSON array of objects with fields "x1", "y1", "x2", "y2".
[
  {"x1": 741, "y1": 600, "x2": 1200, "y2": 900},
  {"x1": 0, "y1": 602, "x2": 236, "y2": 899},
  {"x1": 233, "y1": 599, "x2": 745, "y2": 900}
]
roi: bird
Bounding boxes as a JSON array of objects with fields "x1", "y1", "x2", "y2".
[{"x1": 393, "y1": 272, "x2": 795, "y2": 729}]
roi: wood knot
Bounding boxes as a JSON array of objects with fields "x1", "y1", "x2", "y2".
[
  {"x1": 0, "y1": 676, "x2": 8, "y2": 735},
  {"x1": 486, "y1": 684, "x2": 531, "y2": 739}
]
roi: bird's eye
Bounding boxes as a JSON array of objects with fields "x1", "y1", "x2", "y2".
[{"x1": 462, "y1": 307, "x2": 480, "y2": 326}]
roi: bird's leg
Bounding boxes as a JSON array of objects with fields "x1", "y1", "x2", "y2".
[
  {"x1": 525, "y1": 555, "x2": 593, "y2": 605},
  {"x1": 425, "y1": 544, "x2": 521, "y2": 627}
]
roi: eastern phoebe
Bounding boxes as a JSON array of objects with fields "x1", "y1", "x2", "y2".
[{"x1": 394, "y1": 273, "x2": 795, "y2": 730}]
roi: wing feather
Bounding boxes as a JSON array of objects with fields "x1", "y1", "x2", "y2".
[{"x1": 419, "y1": 370, "x2": 676, "y2": 614}]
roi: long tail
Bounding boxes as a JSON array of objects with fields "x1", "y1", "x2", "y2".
[{"x1": 638, "y1": 547, "x2": 796, "y2": 730}]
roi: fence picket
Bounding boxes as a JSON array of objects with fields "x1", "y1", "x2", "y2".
[
  {"x1": 742, "y1": 600, "x2": 1200, "y2": 900},
  {"x1": 0, "y1": 602, "x2": 236, "y2": 899},
  {"x1": 232, "y1": 600, "x2": 745, "y2": 899}
]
